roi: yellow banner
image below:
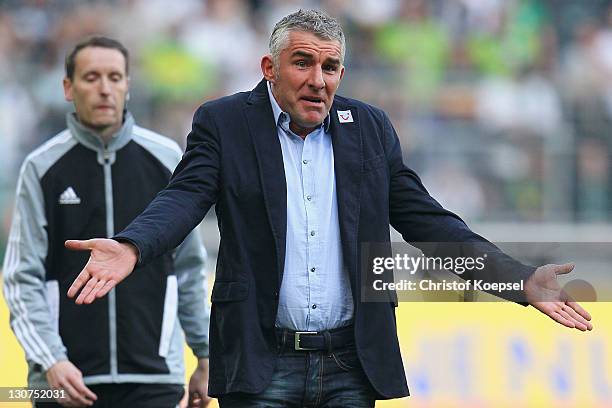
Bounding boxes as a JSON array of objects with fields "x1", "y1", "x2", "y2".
[{"x1": 1, "y1": 278, "x2": 609, "y2": 407}]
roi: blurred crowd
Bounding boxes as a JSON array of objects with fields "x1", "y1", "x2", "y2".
[{"x1": 2, "y1": 0, "x2": 612, "y2": 259}]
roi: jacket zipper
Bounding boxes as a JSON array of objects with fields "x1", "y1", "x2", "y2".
[{"x1": 103, "y1": 147, "x2": 118, "y2": 380}]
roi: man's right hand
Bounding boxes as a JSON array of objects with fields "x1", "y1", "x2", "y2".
[
  {"x1": 46, "y1": 360, "x2": 97, "y2": 407},
  {"x1": 65, "y1": 239, "x2": 138, "y2": 304}
]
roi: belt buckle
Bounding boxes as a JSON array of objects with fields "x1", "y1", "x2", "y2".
[{"x1": 294, "y1": 331, "x2": 318, "y2": 351}]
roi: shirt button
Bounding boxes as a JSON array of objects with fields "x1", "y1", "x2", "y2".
[
  {"x1": 303, "y1": 160, "x2": 309, "y2": 165},
  {"x1": 310, "y1": 267, "x2": 316, "y2": 272},
  {"x1": 310, "y1": 231, "x2": 316, "y2": 236},
  {"x1": 312, "y1": 304, "x2": 317, "y2": 309},
  {"x1": 306, "y1": 195, "x2": 312, "y2": 201}
]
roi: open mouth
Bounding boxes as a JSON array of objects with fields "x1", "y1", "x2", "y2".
[{"x1": 302, "y1": 96, "x2": 323, "y2": 104}]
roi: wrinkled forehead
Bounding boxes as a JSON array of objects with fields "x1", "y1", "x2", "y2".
[{"x1": 282, "y1": 30, "x2": 344, "y2": 61}]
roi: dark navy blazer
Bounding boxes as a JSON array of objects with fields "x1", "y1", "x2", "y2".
[{"x1": 115, "y1": 79, "x2": 534, "y2": 399}]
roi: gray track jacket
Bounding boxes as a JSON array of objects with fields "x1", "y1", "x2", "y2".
[{"x1": 3, "y1": 112, "x2": 210, "y2": 387}]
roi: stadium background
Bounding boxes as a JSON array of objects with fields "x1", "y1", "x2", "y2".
[{"x1": 1, "y1": 0, "x2": 611, "y2": 406}]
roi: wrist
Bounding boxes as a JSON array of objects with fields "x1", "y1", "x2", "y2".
[
  {"x1": 122, "y1": 242, "x2": 139, "y2": 265},
  {"x1": 44, "y1": 355, "x2": 68, "y2": 372},
  {"x1": 113, "y1": 237, "x2": 140, "y2": 265},
  {"x1": 196, "y1": 357, "x2": 209, "y2": 369}
]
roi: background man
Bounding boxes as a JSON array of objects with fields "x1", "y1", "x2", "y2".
[
  {"x1": 3, "y1": 36, "x2": 211, "y2": 407},
  {"x1": 65, "y1": 11, "x2": 592, "y2": 408}
]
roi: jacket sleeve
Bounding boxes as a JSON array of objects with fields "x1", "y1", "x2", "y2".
[
  {"x1": 174, "y1": 226, "x2": 210, "y2": 359},
  {"x1": 115, "y1": 105, "x2": 220, "y2": 265},
  {"x1": 2, "y1": 159, "x2": 68, "y2": 370},
  {"x1": 382, "y1": 111, "x2": 535, "y2": 302}
]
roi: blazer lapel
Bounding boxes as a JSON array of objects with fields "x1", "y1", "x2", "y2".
[
  {"x1": 330, "y1": 101, "x2": 362, "y2": 289},
  {"x1": 244, "y1": 80, "x2": 287, "y2": 287}
]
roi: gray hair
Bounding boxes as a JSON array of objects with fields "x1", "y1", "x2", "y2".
[{"x1": 269, "y1": 9, "x2": 346, "y2": 68}]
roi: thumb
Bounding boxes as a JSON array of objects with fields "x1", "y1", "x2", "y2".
[
  {"x1": 189, "y1": 391, "x2": 202, "y2": 407},
  {"x1": 555, "y1": 262, "x2": 575, "y2": 275},
  {"x1": 65, "y1": 239, "x2": 95, "y2": 251}
]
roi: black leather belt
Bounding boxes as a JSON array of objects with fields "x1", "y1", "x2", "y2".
[{"x1": 276, "y1": 325, "x2": 354, "y2": 352}]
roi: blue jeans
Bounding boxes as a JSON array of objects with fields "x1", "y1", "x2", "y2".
[{"x1": 218, "y1": 341, "x2": 377, "y2": 407}]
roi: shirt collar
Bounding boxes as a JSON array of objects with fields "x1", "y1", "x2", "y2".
[{"x1": 266, "y1": 80, "x2": 331, "y2": 133}]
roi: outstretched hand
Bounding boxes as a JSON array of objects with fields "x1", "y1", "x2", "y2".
[
  {"x1": 65, "y1": 239, "x2": 139, "y2": 304},
  {"x1": 525, "y1": 263, "x2": 593, "y2": 331}
]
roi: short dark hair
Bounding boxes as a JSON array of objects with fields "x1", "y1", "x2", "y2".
[{"x1": 65, "y1": 36, "x2": 129, "y2": 80}]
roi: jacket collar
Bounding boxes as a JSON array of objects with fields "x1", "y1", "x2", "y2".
[{"x1": 66, "y1": 111, "x2": 134, "y2": 153}]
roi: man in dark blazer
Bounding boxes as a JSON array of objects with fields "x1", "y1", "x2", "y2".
[{"x1": 65, "y1": 9, "x2": 592, "y2": 407}]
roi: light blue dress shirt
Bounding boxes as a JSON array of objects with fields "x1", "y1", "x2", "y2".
[{"x1": 267, "y1": 82, "x2": 354, "y2": 332}]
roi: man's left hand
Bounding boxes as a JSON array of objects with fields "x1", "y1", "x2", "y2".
[
  {"x1": 525, "y1": 263, "x2": 593, "y2": 331},
  {"x1": 188, "y1": 358, "x2": 212, "y2": 408}
]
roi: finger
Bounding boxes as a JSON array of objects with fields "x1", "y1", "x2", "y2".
[
  {"x1": 555, "y1": 262, "x2": 575, "y2": 275},
  {"x1": 562, "y1": 305, "x2": 590, "y2": 328},
  {"x1": 59, "y1": 381, "x2": 81, "y2": 405},
  {"x1": 66, "y1": 400, "x2": 83, "y2": 408},
  {"x1": 66, "y1": 377, "x2": 95, "y2": 406},
  {"x1": 96, "y1": 280, "x2": 116, "y2": 298},
  {"x1": 71, "y1": 377, "x2": 97, "y2": 402},
  {"x1": 84, "y1": 281, "x2": 106, "y2": 305},
  {"x1": 75, "y1": 277, "x2": 98, "y2": 305},
  {"x1": 558, "y1": 308, "x2": 587, "y2": 331},
  {"x1": 84, "y1": 279, "x2": 107, "y2": 304},
  {"x1": 189, "y1": 392, "x2": 203, "y2": 408},
  {"x1": 562, "y1": 304, "x2": 593, "y2": 331},
  {"x1": 67, "y1": 271, "x2": 91, "y2": 299},
  {"x1": 566, "y1": 300, "x2": 592, "y2": 322},
  {"x1": 550, "y1": 311, "x2": 575, "y2": 329},
  {"x1": 65, "y1": 240, "x2": 96, "y2": 251},
  {"x1": 57, "y1": 395, "x2": 76, "y2": 407}
]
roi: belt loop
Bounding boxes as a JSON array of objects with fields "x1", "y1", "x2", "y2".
[
  {"x1": 323, "y1": 330, "x2": 332, "y2": 356},
  {"x1": 281, "y1": 329, "x2": 288, "y2": 352},
  {"x1": 277, "y1": 329, "x2": 287, "y2": 353}
]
